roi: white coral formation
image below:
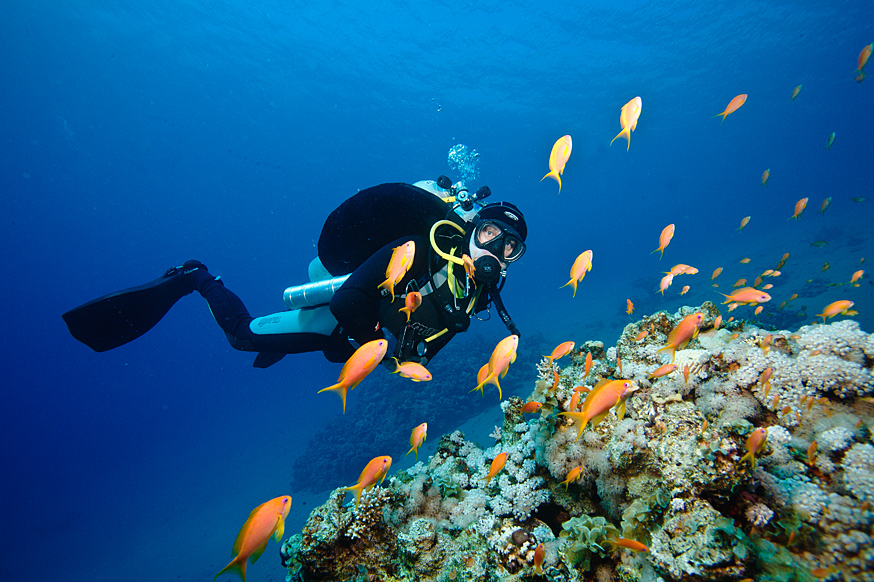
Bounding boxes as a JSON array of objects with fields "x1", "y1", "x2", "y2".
[
  {"x1": 819, "y1": 427, "x2": 854, "y2": 452},
  {"x1": 745, "y1": 502, "x2": 774, "y2": 526},
  {"x1": 766, "y1": 425, "x2": 792, "y2": 445},
  {"x1": 843, "y1": 443, "x2": 874, "y2": 503}
]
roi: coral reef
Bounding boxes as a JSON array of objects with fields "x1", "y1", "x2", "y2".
[{"x1": 282, "y1": 304, "x2": 874, "y2": 581}]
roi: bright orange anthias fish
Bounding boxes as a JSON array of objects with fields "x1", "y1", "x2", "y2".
[
  {"x1": 817, "y1": 300, "x2": 855, "y2": 323},
  {"x1": 626, "y1": 299, "x2": 634, "y2": 316},
  {"x1": 392, "y1": 359, "x2": 432, "y2": 382},
  {"x1": 652, "y1": 224, "x2": 675, "y2": 260},
  {"x1": 521, "y1": 401, "x2": 543, "y2": 414},
  {"x1": 559, "y1": 379, "x2": 639, "y2": 441},
  {"x1": 481, "y1": 452, "x2": 508, "y2": 486},
  {"x1": 341, "y1": 455, "x2": 392, "y2": 507},
  {"x1": 584, "y1": 351, "x2": 593, "y2": 378},
  {"x1": 722, "y1": 287, "x2": 771, "y2": 305},
  {"x1": 399, "y1": 291, "x2": 422, "y2": 322},
  {"x1": 739, "y1": 428, "x2": 768, "y2": 469},
  {"x1": 738, "y1": 215, "x2": 751, "y2": 231},
  {"x1": 472, "y1": 335, "x2": 519, "y2": 399},
  {"x1": 648, "y1": 363, "x2": 677, "y2": 379},
  {"x1": 533, "y1": 542, "x2": 546, "y2": 574},
  {"x1": 561, "y1": 250, "x2": 593, "y2": 297},
  {"x1": 559, "y1": 466, "x2": 583, "y2": 489},
  {"x1": 378, "y1": 241, "x2": 416, "y2": 302},
  {"x1": 608, "y1": 538, "x2": 649, "y2": 553},
  {"x1": 541, "y1": 135, "x2": 572, "y2": 192},
  {"x1": 761, "y1": 168, "x2": 770, "y2": 188},
  {"x1": 610, "y1": 96, "x2": 642, "y2": 151},
  {"x1": 545, "y1": 341, "x2": 575, "y2": 365},
  {"x1": 791, "y1": 85, "x2": 802, "y2": 101},
  {"x1": 407, "y1": 423, "x2": 427, "y2": 459},
  {"x1": 657, "y1": 312, "x2": 704, "y2": 363},
  {"x1": 318, "y1": 339, "x2": 388, "y2": 413},
  {"x1": 713, "y1": 93, "x2": 747, "y2": 124},
  {"x1": 856, "y1": 43, "x2": 872, "y2": 77},
  {"x1": 215, "y1": 495, "x2": 292, "y2": 582}
]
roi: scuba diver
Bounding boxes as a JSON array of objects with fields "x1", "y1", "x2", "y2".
[{"x1": 62, "y1": 177, "x2": 527, "y2": 368}]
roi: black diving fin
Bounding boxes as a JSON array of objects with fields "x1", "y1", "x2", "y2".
[{"x1": 62, "y1": 262, "x2": 204, "y2": 352}]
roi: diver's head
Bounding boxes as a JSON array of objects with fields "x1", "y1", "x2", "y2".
[{"x1": 465, "y1": 202, "x2": 527, "y2": 285}]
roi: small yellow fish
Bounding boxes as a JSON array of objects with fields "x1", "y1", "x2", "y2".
[
  {"x1": 559, "y1": 466, "x2": 583, "y2": 489},
  {"x1": 739, "y1": 427, "x2": 768, "y2": 469},
  {"x1": 559, "y1": 379, "x2": 639, "y2": 440},
  {"x1": 561, "y1": 250, "x2": 593, "y2": 297},
  {"x1": 652, "y1": 224, "x2": 675, "y2": 260},
  {"x1": 610, "y1": 96, "x2": 643, "y2": 151},
  {"x1": 823, "y1": 132, "x2": 835, "y2": 151},
  {"x1": 738, "y1": 215, "x2": 751, "y2": 231},
  {"x1": 648, "y1": 363, "x2": 677, "y2": 379},
  {"x1": 481, "y1": 452, "x2": 508, "y2": 487},
  {"x1": 816, "y1": 300, "x2": 855, "y2": 323},
  {"x1": 472, "y1": 335, "x2": 519, "y2": 399},
  {"x1": 713, "y1": 93, "x2": 748, "y2": 125},
  {"x1": 378, "y1": 241, "x2": 416, "y2": 302},
  {"x1": 545, "y1": 341, "x2": 575, "y2": 365},
  {"x1": 407, "y1": 423, "x2": 428, "y2": 459},
  {"x1": 789, "y1": 197, "x2": 808, "y2": 220},
  {"x1": 541, "y1": 135, "x2": 573, "y2": 192}
]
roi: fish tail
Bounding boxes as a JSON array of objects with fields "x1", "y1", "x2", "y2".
[
  {"x1": 739, "y1": 451, "x2": 757, "y2": 469},
  {"x1": 541, "y1": 170, "x2": 561, "y2": 192},
  {"x1": 317, "y1": 383, "x2": 349, "y2": 414},
  {"x1": 215, "y1": 556, "x2": 246, "y2": 582},
  {"x1": 650, "y1": 247, "x2": 664, "y2": 260},
  {"x1": 610, "y1": 127, "x2": 630, "y2": 148},
  {"x1": 339, "y1": 483, "x2": 365, "y2": 507},
  {"x1": 377, "y1": 279, "x2": 396, "y2": 302},
  {"x1": 560, "y1": 279, "x2": 578, "y2": 297},
  {"x1": 399, "y1": 307, "x2": 411, "y2": 321}
]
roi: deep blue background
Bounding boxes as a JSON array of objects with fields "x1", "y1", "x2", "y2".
[{"x1": 2, "y1": 1, "x2": 872, "y2": 581}]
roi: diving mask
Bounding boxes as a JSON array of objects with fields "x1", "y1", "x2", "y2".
[{"x1": 473, "y1": 220, "x2": 526, "y2": 263}]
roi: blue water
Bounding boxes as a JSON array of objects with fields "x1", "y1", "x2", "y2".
[{"x1": 2, "y1": 1, "x2": 872, "y2": 581}]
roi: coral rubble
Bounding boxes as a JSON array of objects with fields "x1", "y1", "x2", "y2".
[{"x1": 282, "y1": 304, "x2": 874, "y2": 581}]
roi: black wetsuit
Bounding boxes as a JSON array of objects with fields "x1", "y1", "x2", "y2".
[{"x1": 191, "y1": 183, "x2": 488, "y2": 366}]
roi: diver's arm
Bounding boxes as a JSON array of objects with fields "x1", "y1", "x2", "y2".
[{"x1": 329, "y1": 236, "x2": 429, "y2": 347}]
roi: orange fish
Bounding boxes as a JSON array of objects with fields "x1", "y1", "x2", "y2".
[
  {"x1": 666, "y1": 264, "x2": 697, "y2": 276},
  {"x1": 856, "y1": 43, "x2": 873, "y2": 74},
  {"x1": 816, "y1": 300, "x2": 855, "y2": 323},
  {"x1": 711, "y1": 267, "x2": 723, "y2": 280},
  {"x1": 407, "y1": 423, "x2": 427, "y2": 459},
  {"x1": 341, "y1": 455, "x2": 392, "y2": 507},
  {"x1": 648, "y1": 363, "x2": 677, "y2": 379},
  {"x1": 626, "y1": 299, "x2": 634, "y2": 316},
  {"x1": 318, "y1": 339, "x2": 388, "y2": 413},
  {"x1": 568, "y1": 387, "x2": 582, "y2": 412},
  {"x1": 760, "y1": 334, "x2": 773, "y2": 355},
  {"x1": 787, "y1": 198, "x2": 807, "y2": 220},
  {"x1": 680, "y1": 285, "x2": 690, "y2": 295},
  {"x1": 713, "y1": 315, "x2": 722, "y2": 329},
  {"x1": 472, "y1": 335, "x2": 519, "y2": 399},
  {"x1": 634, "y1": 330, "x2": 648, "y2": 342},
  {"x1": 657, "y1": 273, "x2": 674, "y2": 296},
  {"x1": 728, "y1": 303, "x2": 739, "y2": 312},
  {"x1": 821, "y1": 263, "x2": 830, "y2": 272},
  {"x1": 754, "y1": 306, "x2": 763, "y2": 315},
  {"x1": 733, "y1": 279, "x2": 747, "y2": 288},
  {"x1": 740, "y1": 257, "x2": 751, "y2": 264},
  {"x1": 790, "y1": 293, "x2": 798, "y2": 301},
  {"x1": 761, "y1": 168, "x2": 770, "y2": 188},
  {"x1": 713, "y1": 93, "x2": 747, "y2": 124},
  {"x1": 392, "y1": 359, "x2": 433, "y2": 382},
  {"x1": 652, "y1": 224, "x2": 675, "y2": 259},
  {"x1": 610, "y1": 96, "x2": 643, "y2": 151},
  {"x1": 617, "y1": 356, "x2": 623, "y2": 377},
  {"x1": 559, "y1": 379, "x2": 639, "y2": 440},
  {"x1": 215, "y1": 495, "x2": 292, "y2": 582},
  {"x1": 851, "y1": 269, "x2": 864, "y2": 285},
  {"x1": 378, "y1": 241, "x2": 416, "y2": 302},
  {"x1": 759, "y1": 367, "x2": 773, "y2": 387},
  {"x1": 739, "y1": 428, "x2": 767, "y2": 469},
  {"x1": 561, "y1": 250, "x2": 593, "y2": 297},
  {"x1": 738, "y1": 215, "x2": 751, "y2": 231},
  {"x1": 721, "y1": 287, "x2": 771, "y2": 305},
  {"x1": 399, "y1": 291, "x2": 422, "y2": 321},
  {"x1": 818, "y1": 197, "x2": 832, "y2": 216},
  {"x1": 607, "y1": 538, "x2": 649, "y2": 553},
  {"x1": 533, "y1": 542, "x2": 545, "y2": 575},
  {"x1": 481, "y1": 452, "x2": 508, "y2": 486},
  {"x1": 584, "y1": 352, "x2": 593, "y2": 378},
  {"x1": 791, "y1": 85, "x2": 802, "y2": 101},
  {"x1": 683, "y1": 364, "x2": 690, "y2": 383},
  {"x1": 762, "y1": 283, "x2": 773, "y2": 290},
  {"x1": 541, "y1": 135, "x2": 573, "y2": 192},
  {"x1": 545, "y1": 341, "x2": 575, "y2": 364},
  {"x1": 559, "y1": 466, "x2": 583, "y2": 489},
  {"x1": 807, "y1": 441, "x2": 818, "y2": 466},
  {"x1": 521, "y1": 401, "x2": 543, "y2": 414},
  {"x1": 657, "y1": 312, "x2": 704, "y2": 363}
]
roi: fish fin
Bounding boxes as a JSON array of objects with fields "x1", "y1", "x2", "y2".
[
  {"x1": 590, "y1": 410, "x2": 610, "y2": 427},
  {"x1": 609, "y1": 128, "x2": 629, "y2": 147},
  {"x1": 560, "y1": 279, "x2": 578, "y2": 297},
  {"x1": 274, "y1": 517, "x2": 286, "y2": 542},
  {"x1": 317, "y1": 383, "x2": 349, "y2": 414},
  {"x1": 214, "y1": 557, "x2": 246, "y2": 582},
  {"x1": 616, "y1": 398, "x2": 628, "y2": 420},
  {"x1": 249, "y1": 539, "x2": 269, "y2": 564},
  {"x1": 399, "y1": 307, "x2": 411, "y2": 321},
  {"x1": 339, "y1": 483, "x2": 364, "y2": 507},
  {"x1": 541, "y1": 170, "x2": 561, "y2": 192},
  {"x1": 377, "y1": 279, "x2": 396, "y2": 302}
]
